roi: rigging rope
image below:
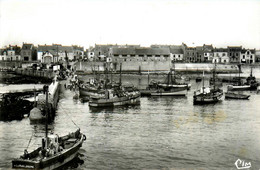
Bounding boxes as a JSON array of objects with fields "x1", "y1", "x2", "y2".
[
  {"x1": 61, "y1": 107, "x2": 80, "y2": 129},
  {"x1": 26, "y1": 126, "x2": 36, "y2": 149}
]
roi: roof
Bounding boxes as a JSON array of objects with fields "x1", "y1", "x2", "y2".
[
  {"x1": 135, "y1": 47, "x2": 170, "y2": 55},
  {"x1": 112, "y1": 47, "x2": 136, "y2": 55},
  {"x1": 203, "y1": 44, "x2": 213, "y2": 50},
  {"x1": 214, "y1": 48, "x2": 228, "y2": 52},
  {"x1": 170, "y1": 47, "x2": 183, "y2": 54},
  {"x1": 72, "y1": 45, "x2": 84, "y2": 51},
  {"x1": 22, "y1": 44, "x2": 33, "y2": 50},
  {"x1": 38, "y1": 45, "x2": 73, "y2": 53},
  {"x1": 195, "y1": 46, "x2": 203, "y2": 52},
  {"x1": 241, "y1": 49, "x2": 255, "y2": 54},
  {"x1": 227, "y1": 46, "x2": 242, "y2": 51}
]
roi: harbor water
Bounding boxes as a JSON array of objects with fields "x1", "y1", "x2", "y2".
[{"x1": 1, "y1": 66, "x2": 260, "y2": 169}]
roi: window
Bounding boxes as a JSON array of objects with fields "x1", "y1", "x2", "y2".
[
  {"x1": 131, "y1": 54, "x2": 135, "y2": 57},
  {"x1": 139, "y1": 55, "x2": 144, "y2": 57},
  {"x1": 164, "y1": 55, "x2": 169, "y2": 57},
  {"x1": 124, "y1": 59, "x2": 126, "y2": 61},
  {"x1": 236, "y1": 53, "x2": 238, "y2": 56},
  {"x1": 147, "y1": 55, "x2": 152, "y2": 57},
  {"x1": 114, "y1": 54, "x2": 119, "y2": 57},
  {"x1": 178, "y1": 55, "x2": 180, "y2": 58},
  {"x1": 243, "y1": 55, "x2": 245, "y2": 59},
  {"x1": 155, "y1": 55, "x2": 160, "y2": 57},
  {"x1": 250, "y1": 55, "x2": 252, "y2": 59},
  {"x1": 122, "y1": 54, "x2": 127, "y2": 57}
]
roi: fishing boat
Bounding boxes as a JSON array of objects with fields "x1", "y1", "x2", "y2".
[
  {"x1": 225, "y1": 91, "x2": 250, "y2": 99},
  {"x1": 193, "y1": 63, "x2": 223, "y2": 105},
  {"x1": 140, "y1": 71, "x2": 188, "y2": 96},
  {"x1": 157, "y1": 68, "x2": 191, "y2": 90},
  {"x1": 89, "y1": 87, "x2": 140, "y2": 107},
  {"x1": 150, "y1": 88, "x2": 187, "y2": 96},
  {"x1": 244, "y1": 67, "x2": 259, "y2": 90},
  {"x1": 12, "y1": 86, "x2": 86, "y2": 169},
  {"x1": 227, "y1": 64, "x2": 250, "y2": 91}
]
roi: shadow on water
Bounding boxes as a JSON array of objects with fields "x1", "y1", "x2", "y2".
[
  {"x1": 89, "y1": 104, "x2": 141, "y2": 114},
  {"x1": 59, "y1": 152, "x2": 85, "y2": 170}
]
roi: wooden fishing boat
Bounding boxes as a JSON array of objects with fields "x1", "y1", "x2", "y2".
[
  {"x1": 193, "y1": 87, "x2": 223, "y2": 104},
  {"x1": 12, "y1": 129, "x2": 86, "y2": 169},
  {"x1": 89, "y1": 89, "x2": 140, "y2": 107},
  {"x1": 157, "y1": 69, "x2": 191, "y2": 90},
  {"x1": 227, "y1": 64, "x2": 254, "y2": 91},
  {"x1": 193, "y1": 63, "x2": 223, "y2": 105},
  {"x1": 227, "y1": 84, "x2": 251, "y2": 91},
  {"x1": 12, "y1": 86, "x2": 86, "y2": 169},
  {"x1": 244, "y1": 67, "x2": 259, "y2": 90},
  {"x1": 225, "y1": 91, "x2": 250, "y2": 99}
]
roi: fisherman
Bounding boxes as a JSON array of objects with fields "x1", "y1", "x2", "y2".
[{"x1": 22, "y1": 149, "x2": 29, "y2": 159}]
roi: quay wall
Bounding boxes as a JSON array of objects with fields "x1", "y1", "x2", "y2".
[{"x1": 75, "y1": 61, "x2": 239, "y2": 74}]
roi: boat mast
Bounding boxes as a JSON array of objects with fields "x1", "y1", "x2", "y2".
[
  {"x1": 148, "y1": 70, "x2": 150, "y2": 86},
  {"x1": 44, "y1": 85, "x2": 49, "y2": 144},
  {"x1": 238, "y1": 64, "x2": 241, "y2": 86},
  {"x1": 213, "y1": 61, "x2": 216, "y2": 91},
  {"x1": 202, "y1": 71, "x2": 205, "y2": 94},
  {"x1": 119, "y1": 63, "x2": 122, "y2": 85}
]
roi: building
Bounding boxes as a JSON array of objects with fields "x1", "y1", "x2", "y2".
[
  {"x1": 0, "y1": 45, "x2": 21, "y2": 61},
  {"x1": 195, "y1": 46, "x2": 204, "y2": 63},
  {"x1": 203, "y1": 44, "x2": 214, "y2": 62},
  {"x1": 151, "y1": 44, "x2": 187, "y2": 62},
  {"x1": 94, "y1": 44, "x2": 141, "y2": 61},
  {"x1": 109, "y1": 47, "x2": 170, "y2": 62},
  {"x1": 185, "y1": 47, "x2": 196, "y2": 62},
  {"x1": 37, "y1": 44, "x2": 77, "y2": 63},
  {"x1": 255, "y1": 50, "x2": 260, "y2": 63},
  {"x1": 240, "y1": 49, "x2": 255, "y2": 64},
  {"x1": 170, "y1": 47, "x2": 184, "y2": 62},
  {"x1": 72, "y1": 45, "x2": 84, "y2": 60},
  {"x1": 213, "y1": 48, "x2": 229, "y2": 63},
  {"x1": 228, "y1": 46, "x2": 242, "y2": 63},
  {"x1": 20, "y1": 43, "x2": 35, "y2": 61}
]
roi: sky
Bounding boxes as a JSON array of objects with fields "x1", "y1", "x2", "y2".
[{"x1": 0, "y1": 0, "x2": 260, "y2": 49}]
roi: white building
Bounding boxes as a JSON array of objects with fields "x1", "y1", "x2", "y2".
[
  {"x1": 240, "y1": 49, "x2": 255, "y2": 64},
  {"x1": 213, "y1": 48, "x2": 229, "y2": 63}
]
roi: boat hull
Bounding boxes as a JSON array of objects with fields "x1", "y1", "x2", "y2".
[
  {"x1": 227, "y1": 85, "x2": 251, "y2": 91},
  {"x1": 12, "y1": 133, "x2": 84, "y2": 170},
  {"x1": 89, "y1": 94, "x2": 140, "y2": 107},
  {"x1": 225, "y1": 92, "x2": 250, "y2": 99},
  {"x1": 150, "y1": 89, "x2": 187, "y2": 96},
  {"x1": 193, "y1": 93, "x2": 223, "y2": 105}
]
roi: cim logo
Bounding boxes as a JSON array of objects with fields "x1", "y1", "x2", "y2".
[{"x1": 234, "y1": 159, "x2": 251, "y2": 169}]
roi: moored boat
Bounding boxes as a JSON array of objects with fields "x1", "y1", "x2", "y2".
[
  {"x1": 12, "y1": 129, "x2": 86, "y2": 169},
  {"x1": 89, "y1": 88, "x2": 140, "y2": 107},
  {"x1": 193, "y1": 63, "x2": 223, "y2": 105},
  {"x1": 225, "y1": 91, "x2": 250, "y2": 99},
  {"x1": 12, "y1": 86, "x2": 86, "y2": 169}
]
